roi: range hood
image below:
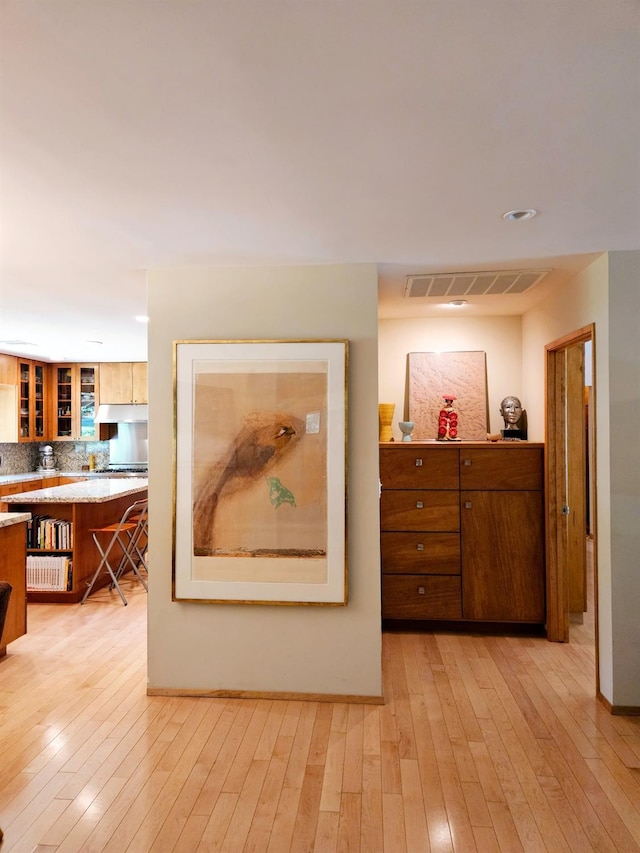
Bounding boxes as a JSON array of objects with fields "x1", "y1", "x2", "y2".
[{"x1": 95, "y1": 404, "x2": 148, "y2": 423}]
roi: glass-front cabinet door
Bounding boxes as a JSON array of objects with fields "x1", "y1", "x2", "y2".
[
  {"x1": 19, "y1": 361, "x2": 31, "y2": 439},
  {"x1": 54, "y1": 366, "x2": 73, "y2": 438},
  {"x1": 79, "y1": 366, "x2": 98, "y2": 438},
  {"x1": 18, "y1": 360, "x2": 49, "y2": 441},
  {"x1": 33, "y1": 363, "x2": 46, "y2": 439},
  {"x1": 53, "y1": 364, "x2": 99, "y2": 441}
]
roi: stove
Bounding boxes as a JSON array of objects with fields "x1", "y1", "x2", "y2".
[{"x1": 94, "y1": 466, "x2": 148, "y2": 477}]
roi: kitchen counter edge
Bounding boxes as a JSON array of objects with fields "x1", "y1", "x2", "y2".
[
  {"x1": 0, "y1": 511, "x2": 32, "y2": 528},
  {"x1": 1, "y1": 478, "x2": 148, "y2": 504},
  {"x1": 0, "y1": 471, "x2": 146, "y2": 487}
]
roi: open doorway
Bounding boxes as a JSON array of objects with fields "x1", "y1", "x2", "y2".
[{"x1": 545, "y1": 324, "x2": 598, "y2": 686}]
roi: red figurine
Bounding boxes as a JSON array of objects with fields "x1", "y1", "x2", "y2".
[{"x1": 437, "y1": 395, "x2": 460, "y2": 441}]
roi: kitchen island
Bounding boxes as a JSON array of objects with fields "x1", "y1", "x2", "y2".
[
  {"x1": 3, "y1": 479, "x2": 148, "y2": 603},
  {"x1": 0, "y1": 512, "x2": 31, "y2": 654},
  {"x1": 0, "y1": 472, "x2": 91, "y2": 510}
]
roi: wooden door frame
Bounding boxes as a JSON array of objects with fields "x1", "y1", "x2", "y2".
[
  {"x1": 545, "y1": 325, "x2": 598, "y2": 682},
  {"x1": 566, "y1": 344, "x2": 587, "y2": 615}
]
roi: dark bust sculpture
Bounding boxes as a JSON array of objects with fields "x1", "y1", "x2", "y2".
[{"x1": 500, "y1": 395, "x2": 527, "y2": 439}]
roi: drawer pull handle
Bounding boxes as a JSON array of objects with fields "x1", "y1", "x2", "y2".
[
  {"x1": 463, "y1": 458, "x2": 472, "y2": 466},
  {"x1": 464, "y1": 501, "x2": 472, "y2": 509},
  {"x1": 416, "y1": 501, "x2": 424, "y2": 509},
  {"x1": 417, "y1": 586, "x2": 426, "y2": 595},
  {"x1": 416, "y1": 543, "x2": 424, "y2": 551},
  {"x1": 415, "y1": 458, "x2": 423, "y2": 467}
]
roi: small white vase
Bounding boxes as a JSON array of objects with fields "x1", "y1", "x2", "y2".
[{"x1": 398, "y1": 421, "x2": 415, "y2": 442}]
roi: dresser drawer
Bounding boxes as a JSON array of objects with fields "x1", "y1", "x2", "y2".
[
  {"x1": 380, "y1": 490, "x2": 460, "y2": 531},
  {"x1": 382, "y1": 575, "x2": 462, "y2": 619},
  {"x1": 380, "y1": 446, "x2": 459, "y2": 489},
  {"x1": 381, "y1": 532, "x2": 460, "y2": 574},
  {"x1": 459, "y1": 448, "x2": 543, "y2": 490}
]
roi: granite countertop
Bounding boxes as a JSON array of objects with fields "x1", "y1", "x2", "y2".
[
  {"x1": 1, "y1": 478, "x2": 148, "y2": 504},
  {"x1": 0, "y1": 511, "x2": 32, "y2": 528},
  {"x1": 0, "y1": 471, "x2": 61, "y2": 486},
  {"x1": 0, "y1": 471, "x2": 108, "y2": 487}
]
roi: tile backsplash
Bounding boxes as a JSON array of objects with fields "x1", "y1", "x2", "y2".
[{"x1": 0, "y1": 441, "x2": 110, "y2": 475}]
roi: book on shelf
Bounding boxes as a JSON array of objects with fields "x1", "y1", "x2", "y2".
[
  {"x1": 26, "y1": 515, "x2": 73, "y2": 550},
  {"x1": 26, "y1": 555, "x2": 73, "y2": 591}
]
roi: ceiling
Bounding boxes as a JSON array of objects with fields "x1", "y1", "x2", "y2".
[{"x1": 1, "y1": 1, "x2": 638, "y2": 362}]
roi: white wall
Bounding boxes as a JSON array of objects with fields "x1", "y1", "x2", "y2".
[
  {"x1": 378, "y1": 316, "x2": 523, "y2": 440},
  {"x1": 146, "y1": 264, "x2": 382, "y2": 699},
  {"x1": 607, "y1": 251, "x2": 640, "y2": 708},
  {"x1": 521, "y1": 254, "x2": 618, "y2": 698},
  {"x1": 522, "y1": 255, "x2": 610, "y2": 441},
  {"x1": 523, "y1": 250, "x2": 640, "y2": 707}
]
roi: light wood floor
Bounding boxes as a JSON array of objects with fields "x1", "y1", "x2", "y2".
[{"x1": 1, "y1": 572, "x2": 639, "y2": 851}]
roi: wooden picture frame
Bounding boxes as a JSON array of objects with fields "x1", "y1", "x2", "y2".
[{"x1": 172, "y1": 339, "x2": 348, "y2": 604}]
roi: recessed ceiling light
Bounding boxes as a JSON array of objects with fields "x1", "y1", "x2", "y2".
[
  {"x1": 85, "y1": 339, "x2": 104, "y2": 345},
  {"x1": 502, "y1": 208, "x2": 538, "y2": 221},
  {"x1": 447, "y1": 299, "x2": 468, "y2": 307},
  {"x1": 135, "y1": 315, "x2": 149, "y2": 323}
]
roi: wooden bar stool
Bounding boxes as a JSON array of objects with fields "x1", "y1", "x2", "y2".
[{"x1": 82, "y1": 499, "x2": 148, "y2": 605}]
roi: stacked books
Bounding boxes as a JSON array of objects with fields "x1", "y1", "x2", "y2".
[
  {"x1": 26, "y1": 515, "x2": 73, "y2": 550},
  {"x1": 26, "y1": 555, "x2": 73, "y2": 591}
]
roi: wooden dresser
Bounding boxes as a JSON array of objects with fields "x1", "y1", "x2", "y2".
[{"x1": 380, "y1": 442, "x2": 545, "y2": 625}]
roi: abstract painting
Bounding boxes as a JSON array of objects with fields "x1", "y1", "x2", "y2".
[
  {"x1": 408, "y1": 351, "x2": 488, "y2": 441},
  {"x1": 173, "y1": 339, "x2": 348, "y2": 604}
]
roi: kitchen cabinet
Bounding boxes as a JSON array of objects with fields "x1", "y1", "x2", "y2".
[
  {"x1": 99, "y1": 362, "x2": 147, "y2": 404},
  {"x1": 0, "y1": 353, "x2": 17, "y2": 385},
  {"x1": 52, "y1": 364, "x2": 100, "y2": 441},
  {"x1": 380, "y1": 442, "x2": 545, "y2": 626},
  {"x1": 0, "y1": 515, "x2": 29, "y2": 655},
  {"x1": 0, "y1": 353, "x2": 18, "y2": 442},
  {"x1": 0, "y1": 478, "x2": 44, "y2": 510},
  {"x1": 131, "y1": 362, "x2": 147, "y2": 403},
  {"x1": 18, "y1": 359, "x2": 49, "y2": 442}
]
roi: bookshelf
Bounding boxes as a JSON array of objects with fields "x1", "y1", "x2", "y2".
[
  {"x1": 26, "y1": 515, "x2": 74, "y2": 591},
  {"x1": 10, "y1": 486, "x2": 148, "y2": 603}
]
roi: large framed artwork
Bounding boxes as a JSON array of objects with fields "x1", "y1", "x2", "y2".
[
  {"x1": 408, "y1": 350, "x2": 488, "y2": 440},
  {"x1": 172, "y1": 339, "x2": 348, "y2": 605}
]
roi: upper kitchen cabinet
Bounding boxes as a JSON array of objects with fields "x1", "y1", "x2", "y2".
[
  {"x1": 52, "y1": 364, "x2": 100, "y2": 441},
  {"x1": 0, "y1": 353, "x2": 17, "y2": 385},
  {"x1": 99, "y1": 362, "x2": 147, "y2": 404},
  {"x1": 18, "y1": 359, "x2": 49, "y2": 442},
  {"x1": 0, "y1": 353, "x2": 18, "y2": 441}
]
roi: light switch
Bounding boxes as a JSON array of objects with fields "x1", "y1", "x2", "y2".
[{"x1": 306, "y1": 412, "x2": 320, "y2": 434}]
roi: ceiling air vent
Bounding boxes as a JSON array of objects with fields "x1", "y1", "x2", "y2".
[{"x1": 404, "y1": 269, "x2": 550, "y2": 299}]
